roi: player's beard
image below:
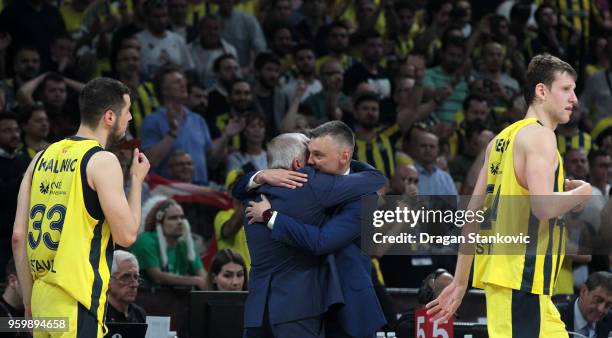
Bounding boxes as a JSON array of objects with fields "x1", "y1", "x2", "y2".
[{"x1": 107, "y1": 119, "x2": 126, "y2": 148}]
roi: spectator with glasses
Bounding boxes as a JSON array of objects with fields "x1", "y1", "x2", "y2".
[{"x1": 106, "y1": 250, "x2": 147, "y2": 323}]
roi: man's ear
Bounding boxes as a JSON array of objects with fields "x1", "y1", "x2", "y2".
[
  {"x1": 102, "y1": 109, "x2": 115, "y2": 127},
  {"x1": 292, "y1": 158, "x2": 304, "y2": 170},
  {"x1": 535, "y1": 83, "x2": 547, "y2": 101},
  {"x1": 340, "y1": 149, "x2": 351, "y2": 166}
]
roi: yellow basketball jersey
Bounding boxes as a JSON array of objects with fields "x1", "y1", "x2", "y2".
[
  {"x1": 28, "y1": 137, "x2": 113, "y2": 323},
  {"x1": 473, "y1": 118, "x2": 566, "y2": 295}
]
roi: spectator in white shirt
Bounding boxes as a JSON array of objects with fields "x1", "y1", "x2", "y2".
[
  {"x1": 188, "y1": 14, "x2": 238, "y2": 87},
  {"x1": 135, "y1": 0, "x2": 194, "y2": 76}
]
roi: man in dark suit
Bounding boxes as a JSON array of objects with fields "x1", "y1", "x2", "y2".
[
  {"x1": 242, "y1": 121, "x2": 387, "y2": 338},
  {"x1": 233, "y1": 129, "x2": 386, "y2": 338},
  {"x1": 556, "y1": 271, "x2": 612, "y2": 338}
]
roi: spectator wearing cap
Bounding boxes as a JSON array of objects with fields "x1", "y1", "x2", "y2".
[
  {"x1": 216, "y1": 0, "x2": 267, "y2": 67},
  {"x1": 135, "y1": 0, "x2": 194, "y2": 76},
  {"x1": 130, "y1": 197, "x2": 207, "y2": 289},
  {"x1": 106, "y1": 250, "x2": 147, "y2": 323},
  {"x1": 188, "y1": 14, "x2": 238, "y2": 88}
]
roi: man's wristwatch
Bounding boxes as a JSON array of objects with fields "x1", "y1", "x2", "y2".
[{"x1": 262, "y1": 208, "x2": 274, "y2": 223}]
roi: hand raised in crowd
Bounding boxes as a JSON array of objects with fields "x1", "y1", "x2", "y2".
[
  {"x1": 254, "y1": 169, "x2": 308, "y2": 189},
  {"x1": 292, "y1": 79, "x2": 308, "y2": 103},
  {"x1": 224, "y1": 116, "x2": 246, "y2": 138},
  {"x1": 434, "y1": 86, "x2": 453, "y2": 103},
  {"x1": 168, "y1": 117, "x2": 180, "y2": 136},
  {"x1": 490, "y1": 81, "x2": 508, "y2": 100},
  {"x1": 130, "y1": 148, "x2": 151, "y2": 183},
  {"x1": 246, "y1": 195, "x2": 271, "y2": 224},
  {"x1": 476, "y1": 14, "x2": 492, "y2": 35},
  {"x1": 91, "y1": 15, "x2": 117, "y2": 36}
]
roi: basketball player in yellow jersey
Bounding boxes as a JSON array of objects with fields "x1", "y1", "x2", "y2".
[
  {"x1": 11, "y1": 77, "x2": 150, "y2": 337},
  {"x1": 426, "y1": 54, "x2": 593, "y2": 337}
]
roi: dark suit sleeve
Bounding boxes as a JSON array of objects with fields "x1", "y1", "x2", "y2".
[
  {"x1": 314, "y1": 161, "x2": 385, "y2": 209},
  {"x1": 271, "y1": 199, "x2": 362, "y2": 255},
  {"x1": 231, "y1": 171, "x2": 258, "y2": 202}
]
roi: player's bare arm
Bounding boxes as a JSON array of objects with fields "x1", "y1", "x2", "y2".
[
  {"x1": 517, "y1": 125, "x2": 591, "y2": 219},
  {"x1": 88, "y1": 148, "x2": 150, "y2": 247},
  {"x1": 426, "y1": 140, "x2": 493, "y2": 322},
  {"x1": 11, "y1": 151, "x2": 43, "y2": 318}
]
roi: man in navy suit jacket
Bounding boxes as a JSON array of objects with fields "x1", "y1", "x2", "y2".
[
  {"x1": 556, "y1": 271, "x2": 612, "y2": 338},
  {"x1": 243, "y1": 121, "x2": 387, "y2": 338},
  {"x1": 233, "y1": 130, "x2": 386, "y2": 338}
]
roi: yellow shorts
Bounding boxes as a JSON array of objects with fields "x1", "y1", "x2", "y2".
[
  {"x1": 31, "y1": 280, "x2": 104, "y2": 338},
  {"x1": 484, "y1": 283, "x2": 568, "y2": 338}
]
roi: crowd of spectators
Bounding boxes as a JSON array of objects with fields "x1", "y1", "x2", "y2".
[{"x1": 1, "y1": 0, "x2": 611, "y2": 334}]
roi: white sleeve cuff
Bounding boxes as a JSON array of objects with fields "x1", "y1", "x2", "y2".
[
  {"x1": 247, "y1": 170, "x2": 263, "y2": 190},
  {"x1": 267, "y1": 211, "x2": 278, "y2": 230}
]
